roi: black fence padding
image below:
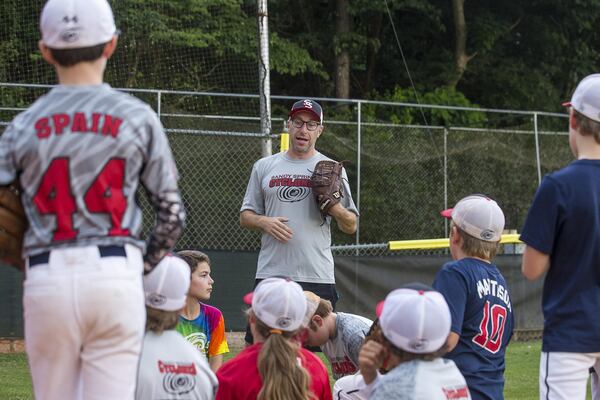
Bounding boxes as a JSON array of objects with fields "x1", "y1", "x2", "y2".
[
  {"x1": 0, "y1": 264, "x2": 24, "y2": 338},
  {"x1": 334, "y1": 254, "x2": 544, "y2": 331},
  {"x1": 202, "y1": 251, "x2": 259, "y2": 330},
  {"x1": 0, "y1": 253, "x2": 543, "y2": 336}
]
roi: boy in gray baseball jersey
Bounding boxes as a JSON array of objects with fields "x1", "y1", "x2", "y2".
[{"x1": 0, "y1": 1, "x2": 185, "y2": 399}]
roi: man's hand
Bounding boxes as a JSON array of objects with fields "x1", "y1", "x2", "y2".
[
  {"x1": 328, "y1": 203, "x2": 357, "y2": 234},
  {"x1": 359, "y1": 340, "x2": 387, "y2": 384},
  {"x1": 240, "y1": 210, "x2": 294, "y2": 243},
  {"x1": 258, "y1": 216, "x2": 293, "y2": 243}
]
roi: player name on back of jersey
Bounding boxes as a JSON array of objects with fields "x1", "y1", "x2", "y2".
[
  {"x1": 35, "y1": 112, "x2": 123, "y2": 139},
  {"x1": 476, "y1": 278, "x2": 512, "y2": 312},
  {"x1": 157, "y1": 360, "x2": 197, "y2": 376}
]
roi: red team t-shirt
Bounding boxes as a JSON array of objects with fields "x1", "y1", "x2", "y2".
[{"x1": 216, "y1": 342, "x2": 332, "y2": 400}]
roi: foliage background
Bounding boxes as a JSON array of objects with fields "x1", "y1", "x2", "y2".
[{"x1": 1, "y1": 0, "x2": 599, "y2": 110}]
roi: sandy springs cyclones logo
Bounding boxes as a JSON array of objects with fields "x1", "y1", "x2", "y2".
[
  {"x1": 269, "y1": 173, "x2": 312, "y2": 203},
  {"x1": 158, "y1": 360, "x2": 197, "y2": 395}
]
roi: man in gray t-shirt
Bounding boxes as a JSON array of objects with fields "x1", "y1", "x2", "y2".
[{"x1": 240, "y1": 99, "x2": 358, "y2": 343}]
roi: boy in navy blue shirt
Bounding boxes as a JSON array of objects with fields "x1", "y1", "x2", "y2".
[
  {"x1": 433, "y1": 195, "x2": 514, "y2": 400},
  {"x1": 521, "y1": 74, "x2": 600, "y2": 400}
]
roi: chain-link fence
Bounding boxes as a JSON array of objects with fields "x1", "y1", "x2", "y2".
[
  {"x1": 0, "y1": 1, "x2": 568, "y2": 338},
  {"x1": 0, "y1": 84, "x2": 571, "y2": 257}
]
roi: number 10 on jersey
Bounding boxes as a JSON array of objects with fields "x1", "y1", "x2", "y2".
[{"x1": 472, "y1": 300, "x2": 508, "y2": 354}]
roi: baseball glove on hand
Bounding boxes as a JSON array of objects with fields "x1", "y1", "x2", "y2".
[
  {"x1": 0, "y1": 183, "x2": 27, "y2": 270},
  {"x1": 311, "y1": 160, "x2": 345, "y2": 218}
]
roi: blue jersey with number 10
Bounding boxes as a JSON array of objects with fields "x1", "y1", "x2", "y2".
[{"x1": 433, "y1": 257, "x2": 514, "y2": 400}]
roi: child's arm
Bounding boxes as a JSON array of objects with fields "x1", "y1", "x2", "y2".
[
  {"x1": 521, "y1": 245, "x2": 550, "y2": 281},
  {"x1": 207, "y1": 308, "x2": 229, "y2": 372},
  {"x1": 209, "y1": 354, "x2": 223, "y2": 373},
  {"x1": 445, "y1": 332, "x2": 460, "y2": 352}
]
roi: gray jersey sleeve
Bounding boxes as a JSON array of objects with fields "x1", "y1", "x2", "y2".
[
  {"x1": 340, "y1": 166, "x2": 358, "y2": 215},
  {"x1": 138, "y1": 112, "x2": 185, "y2": 269},
  {"x1": 0, "y1": 117, "x2": 20, "y2": 184},
  {"x1": 338, "y1": 314, "x2": 372, "y2": 367},
  {"x1": 139, "y1": 112, "x2": 179, "y2": 194},
  {"x1": 240, "y1": 160, "x2": 265, "y2": 214}
]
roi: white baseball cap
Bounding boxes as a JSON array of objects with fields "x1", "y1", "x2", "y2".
[
  {"x1": 440, "y1": 194, "x2": 505, "y2": 242},
  {"x1": 143, "y1": 255, "x2": 191, "y2": 312},
  {"x1": 244, "y1": 277, "x2": 307, "y2": 332},
  {"x1": 40, "y1": 0, "x2": 118, "y2": 49},
  {"x1": 563, "y1": 74, "x2": 600, "y2": 123},
  {"x1": 377, "y1": 287, "x2": 451, "y2": 354}
]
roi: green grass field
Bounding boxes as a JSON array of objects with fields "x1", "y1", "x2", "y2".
[{"x1": 0, "y1": 340, "x2": 592, "y2": 399}]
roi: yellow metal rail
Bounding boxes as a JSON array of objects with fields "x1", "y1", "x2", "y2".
[
  {"x1": 280, "y1": 133, "x2": 289, "y2": 152},
  {"x1": 389, "y1": 233, "x2": 522, "y2": 251}
]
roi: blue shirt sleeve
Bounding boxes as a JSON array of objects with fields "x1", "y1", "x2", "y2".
[
  {"x1": 433, "y1": 265, "x2": 468, "y2": 335},
  {"x1": 520, "y1": 175, "x2": 563, "y2": 255}
]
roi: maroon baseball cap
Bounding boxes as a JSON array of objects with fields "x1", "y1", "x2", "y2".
[{"x1": 289, "y1": 99, "x2": 323, "y2": 124}]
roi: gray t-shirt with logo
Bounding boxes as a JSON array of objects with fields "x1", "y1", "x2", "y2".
[
  {"x1": 0, "y1": 84, "x2": 182, "y2": 257},
  {"x1": 136, "y1": 330, "x2": 218, "y2": 400},
  {"x1": 241, "y1": 151, "x2": 358, "y2": 283}
]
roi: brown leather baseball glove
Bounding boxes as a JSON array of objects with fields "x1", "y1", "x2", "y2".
[
  {"x1": 0, "y1": 183, "x2": 27, "y2": 270},
  {"x1": 310, "y1": 160, "x2": 345, "y2": 218}
]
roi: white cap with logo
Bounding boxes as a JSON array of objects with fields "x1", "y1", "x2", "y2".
[
  {"x1": 564, "y1": 74, "x2": 600, "y2": 123},
  {"x1": 40, "y1": 0, "x2": 117, "y2": 49},
  {"x1": 441, "y1": 194, "x2": 505, "y2": 242},
  {"x1": 245, "y1": 277, "x2": 307, "y2": 332},
  {"x1": 143, "y1": 255, "x2": 191, "y2": 312},
  {"x1": 377, "y1": 287, "x2": 451, "y2": 354}
]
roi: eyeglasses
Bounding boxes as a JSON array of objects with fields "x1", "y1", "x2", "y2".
[{"x1": 291, "y1": 118, "x2": 320, "y2": 131}]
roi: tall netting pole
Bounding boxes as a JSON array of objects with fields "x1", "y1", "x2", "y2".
[{"x1": 258, "y1": 0, "x2": 272, "y2": 157}]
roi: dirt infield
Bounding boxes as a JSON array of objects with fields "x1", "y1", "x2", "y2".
[{"x1": 0, "y1": 339, "x2": 24, "y2": 353}]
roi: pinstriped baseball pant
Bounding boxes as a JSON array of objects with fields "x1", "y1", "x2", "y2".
[
  {"x1": 23, "y1": 244, "x2": 146, "y2": 400},
  {"x1": 540, "y1": 351, "x2": 600, "y2": 400}
]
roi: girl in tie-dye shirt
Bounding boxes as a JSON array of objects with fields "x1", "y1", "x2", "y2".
[{"x1": 176, "y1": 250, "x2": 229, "y2": 372}]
